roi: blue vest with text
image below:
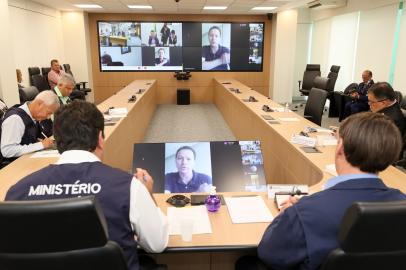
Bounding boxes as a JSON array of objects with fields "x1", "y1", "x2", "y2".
[{"x1": 5, "y1": 162, "x2": 139, "y2": 270}]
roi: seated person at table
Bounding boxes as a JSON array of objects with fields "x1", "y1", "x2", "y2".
[
  {"x1": 48, "y1": 59, "x2": 65, "y2": 89},
  {"x1": 165, "y1": 146, "x2": 212, "y2": 193},
  {"x1": 0, "y1": 90, "x2": 58, "y2": 161},
  {"x1": 368, "y1": 82, "x2": 405, "y2": 138},
  {"x1": 343, "y1": 70, "x2": 374, "y2": 119},
  {"x1": 53, "y1": 74, "x2": 75, "y2": 105},
  {"x1": 236, "y1": 112, "x2": 406, "y2": 270},
  {"x1": 202, "y1": 26, "x2": 230, "y2": 71},
  {"x1": 5, "y1": 101, "x2": 168, "y2": 270}
]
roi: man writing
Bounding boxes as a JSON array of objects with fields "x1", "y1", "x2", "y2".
[
  {"x1": 6, "y1": 101, "x2": 168, "y2": 270},
  {"x1": 0, "y1": 91, "x2": 59, "y2": 161},
  {"x1": 236, "y1": 112, "x2": 406, "y2": 270}
]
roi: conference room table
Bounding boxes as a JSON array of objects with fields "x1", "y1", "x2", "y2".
[{"x1": 1, "y1": 78, "x2": 406, "y2": 269}]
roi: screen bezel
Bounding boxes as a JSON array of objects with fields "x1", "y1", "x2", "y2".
[{"x1": 97, "y1": 20, "x2": 265, "y2": 73}]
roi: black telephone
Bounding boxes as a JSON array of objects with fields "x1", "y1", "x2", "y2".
[
  {"x1": 166, "y1": 195, "x2": 191, "y2": 207},
  {"x1": 128, "y1": 95, "x2": 136, "y2": 103},
  {"x1": 249, "y1": 96, "x2": 258, "y2": 102},
  {"x1": 262, "y1": 105, "x2": 273, "y2": 112}
]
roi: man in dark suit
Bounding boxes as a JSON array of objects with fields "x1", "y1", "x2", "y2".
[
  {"x1": 343, "y1": 70, "x2": 374, "y2": 119},
  {"x1": 368, "y1": 82, "x2": 405, "y2": 137},
  {"x1": 236, "y1": 112, "x2": 406, "y2": 270}
]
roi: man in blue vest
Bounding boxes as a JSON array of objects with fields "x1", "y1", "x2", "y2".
[
  {"x1": 236, "y1": 112, "x2": 406, "y2": 270},
  {"x1": 5, "y1": 101, "x2": 168, "y2": 270},
  {"x1": 0, "y1": 90, "x2": 59, "y2": 161}
]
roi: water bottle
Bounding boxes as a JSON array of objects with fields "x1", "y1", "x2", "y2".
[
  {"x1": 205, "y1": 186, "x2": 221, "y2": 212},
  {"x1": 285, "y1": 102, "x2": 289, "y2": 112}
]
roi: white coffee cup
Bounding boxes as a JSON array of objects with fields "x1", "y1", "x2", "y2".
[{"x1": 180, "y1": 218, "x2": 194, "y2": 242}]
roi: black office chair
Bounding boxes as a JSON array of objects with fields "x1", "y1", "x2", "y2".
[
  {"x1": 326, "y1": 65, "x2": 341, "y2": 117},
  {"x1": 321, "y1": 201, "x2": 406, "y2": 270},
  {"x1": 0, "y1": 196, "x2": 129, "y2": 270},
  {"x1": 304, "y1": 87, "x2": 328, "y2": 126},
  {"x1": 299, "y1": 64, "x2": 321, "y2": 97},
  {"x1": 28, "y1": 67, "x2": 49, "y2": 92},
  {"x1": 19, "y1": 86, "x2": 39, "y2": 103},
  {"x1": 41, "y1": 67, "x2": 51, "y2": 88},
  {"x1": 63, "y1": 64, "x2": 91, "y2": 95},
  {"x1": 335, "y1": 83, "x2": 358, "y2": 122}
]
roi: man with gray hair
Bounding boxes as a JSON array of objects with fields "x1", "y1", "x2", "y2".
[
  {"x1": 0, "y1": 90, "x2": 60, "y2": 162},
  {"x1": 54, "y1": 73, "x2": 75, "y2": 105}
]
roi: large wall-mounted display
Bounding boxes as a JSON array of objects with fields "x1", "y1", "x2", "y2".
[{"x1": 98, "y1": 21, "x2": 264, "y2": 72}]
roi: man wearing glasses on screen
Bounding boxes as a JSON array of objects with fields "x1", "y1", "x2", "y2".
[{"x1": 202, "y1": 26, "x2": 230, "y2": 71}]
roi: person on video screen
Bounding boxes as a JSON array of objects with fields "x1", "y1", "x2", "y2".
[
  {"x1": 155, "y1": 48, "x2": 169, "y2": 66},
  {"x1": 202, "y1": 26, "x2": 230, "y2": 71},
  {"x1": 160, "y1": 23, "x2": 170, "y2": 46},
  {"x1": 148, "y1": 30, "x2": 160, "y2": 46},
  {"x1": 168, "y1": 30, "x2": 177, "y2": 46},
  {"x1": 165, "y1": 146, "x2": 212, "y2": 193}
]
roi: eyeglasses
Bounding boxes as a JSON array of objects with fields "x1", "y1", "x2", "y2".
[{"x1": 368, "y1": 98, "x2": 388, "y2": 105}]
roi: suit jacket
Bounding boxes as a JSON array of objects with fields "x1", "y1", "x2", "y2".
[
  {"x1": 357, "y1": 80, "x2": 374, "y2": 103},
  {"x1": 378, "y1": 101, "x2": 406, "y2": 138},
  {"x1": 258, "y1": 178, "x2": 406, "y2": 270}
]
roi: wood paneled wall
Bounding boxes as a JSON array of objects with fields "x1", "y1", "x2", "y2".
[{"x1": 88, "y1": 13, "x2": 272, "y2": 104}]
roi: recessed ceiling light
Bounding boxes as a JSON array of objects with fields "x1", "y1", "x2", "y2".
[
  {"x1": 127, "y1": 5, "x2": 153, "y2": 9},
  {"x1": 251, "y1": 6, "x2": 277, "y2": 11},
  {"x1": 74, "y1": 4, "x2": 102, "y2": 9},
  {"x1": 203, "y1": 6, "x2": 227, "y2": 10}
]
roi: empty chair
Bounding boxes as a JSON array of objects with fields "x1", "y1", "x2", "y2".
[
  {"x1": 321, "y1": 201, "x2": 406, "y2": 270},
  {"x1": 19, "y1": 86, "x2": 39, "y2": 103},
  {"x1": 304, "y1": 88, "x2": 328, "y2": 126},
  {"x1": 63, "y1": 64, "x2": 91, "y2": 94},
  {"x1": 0, "y1": 196, "x2": 129, "y2": 270},
  {"x1": 28, "y1": 67, "x2": 49, "y2": 92},
  {"x1": 336, "y1": 83, "x2": 359, "y2": 122},
  {"x1": 41, "y1": 67, "x2": 51, "y2": 88},
  {"x1": 326, "y1": 65, "x2": 341, "y2": 117},
  {"x1": 299, "y1": 64, "x2": 321, "y2": 97}
]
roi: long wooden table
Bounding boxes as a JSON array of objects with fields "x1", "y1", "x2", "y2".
[{"x1": 1, "y1": 79, "x2": 406, "y2": 270}]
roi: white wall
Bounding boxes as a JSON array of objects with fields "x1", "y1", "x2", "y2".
[
  {"x1": 0, "y1": 0, "x2": 19, "y2": 105},
  {"x1": 310, "y1": 18, "x2": 331, "y2": 75},
  {"x1": 354, "y1": 3, "x2": 398, "y2": 83},
  {"x1": 270, "y1": 10, "x2": 298, "y2": 103},
  {"x1": 8, "y1": 0, "x2": 65, "y2": 87}
]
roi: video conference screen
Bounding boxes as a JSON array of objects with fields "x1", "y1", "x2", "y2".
[
  {"x1": 98, "y1": 21, "x2": 264, "y2": 72},
  {"x1": 132, "y1": 141, "x2": 266, "y2": 193}
]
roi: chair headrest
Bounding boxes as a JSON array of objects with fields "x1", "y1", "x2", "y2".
[
  {"x1": 306, "y1": 64, "x2": 321, "y2": 71},
  {"x1": 330, "y1": 65, "x2": 341, "y2": 73},
  {"x1": 28, "y1": 67, "x2": 40, "y2": 76},
  {"x1": 41, "y1": 67, "x2": 51, "y2": 75},
  {"x1": 339, "y1": 201, "x2": 406, "y2": 253},
  {"x1": 0, "y1": 196, "x2": 109, "y2": 253},
  {"x1": 313, "y1": 76, "x2": 330, "y2": 90}
]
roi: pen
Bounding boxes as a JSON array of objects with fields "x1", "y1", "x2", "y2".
[{"x1": 41, "y1": 131, "x2": 48, "y2": 139}]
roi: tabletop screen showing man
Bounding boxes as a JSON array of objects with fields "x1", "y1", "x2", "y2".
[
  {"x1": 201, "y1": 24, "x2": 231, "y2": 71},
  {"x1": 155, "y1": 48, "x2": 170, "y2": 66},
  {"x1": 164, "y1": 143, "x2": 212, "y2": 193}
]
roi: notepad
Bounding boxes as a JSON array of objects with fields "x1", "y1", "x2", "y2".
[
  {"x1": 108, "y1": 107, "x2": 128, "y2": 117},
  {"x1": 225, "y1": 196, "x2": 273, "y2": 223},
  {"x1": 167, "y1": 206, "x2": 212, "y2": 235}
]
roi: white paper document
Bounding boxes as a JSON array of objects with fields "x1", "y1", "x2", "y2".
[
  {"x1": 271, "y1": 107, "x2": 291, "y2": 112},
  {"x1": 225, "y1": 196, "x2": 273, "y2": 224},
  {"x1": 167, "y1": 206, "x2": 212, "y2": 235},
  {"x1": 31, "y1": 150, "x2": 60, "y2": 158},
  {"x1": 316, "y1": 135, "x2": 338, "y2": 146},
  {"x1": 108, "y1": 107, "x2": 128, "y2": 117},
  {"x1": 279, "y1": 117, "x2": 300, "y2": 122},
  {"x1": 325, "y1": 164, "x2": 338, "y2": 176}
]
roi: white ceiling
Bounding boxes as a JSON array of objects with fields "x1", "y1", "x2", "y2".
[{"x1": 31, "y1": 0, "x2": 309, "y2": 14}]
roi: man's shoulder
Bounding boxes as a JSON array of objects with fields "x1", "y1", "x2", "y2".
[
  {"x1": 194, "y1": 172, "x2": 211, "y2": 181},
  {"x1": 219, "y1": 45, "x2": 230, "y2": 53}
]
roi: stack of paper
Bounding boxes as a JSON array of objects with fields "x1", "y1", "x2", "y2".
[
  {"x1": 108, "y1": 107, "x2": 128, "y2": 117},
  {"x1": 224, "y1": 196, "x2": 273, "y2": 224},
  {"x1": 167, "y1": 206, "x2": 212, "y2": 235}
]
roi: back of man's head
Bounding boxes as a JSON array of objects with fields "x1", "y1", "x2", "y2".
[
  {"x1": 368, "y1": 82, "x2": 396, "y2": 101},
  {"x1": 53, "y1": 100, "x2": 104, "y2": 153},
  {"x1": 339, "y1": 112, "x2": 402, "y2": 174}
]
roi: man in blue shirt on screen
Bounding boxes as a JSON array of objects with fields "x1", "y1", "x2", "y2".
[
  {"x1": 164, "y1": 146, "x2": 212, "y2": 193},
  {"x1": 202, "y1": 26, "x2": 230, "y2": 71},
  {"x1": 236, "y1": 112, "x2": 406, "y2": 270}
]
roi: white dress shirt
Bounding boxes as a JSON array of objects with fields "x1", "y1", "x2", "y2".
[
  {"x1": 56, "y1": 150, "x2": 169, "y2": 253},
  {"x1": 1, "y1": 102, "x2": 43, "y2": 158}
]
